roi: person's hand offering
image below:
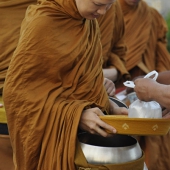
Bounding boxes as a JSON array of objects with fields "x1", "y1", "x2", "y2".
[
  {"x1": 79, "y1": 107, "x2": 117, "y2": 137},
  {"x1": 134, "y1": 78, "x2": 158, "y2": 101},
  {"x1": 162, "y1": 108, "x2": 170, "y2": 119},
  {"x1": 126, "y1": 75, "x2": 144, "y2": 94},
  {"x1": 103, "y1": 78, "x2": 116, "y2": 97}
]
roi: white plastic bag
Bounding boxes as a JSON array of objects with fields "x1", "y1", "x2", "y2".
[
  {"x1": 124, "y1": 70, "x2": 162, "y2": 119},
  {"x1": 128, "y1": 99, "x2": 162, "y2": 118}
]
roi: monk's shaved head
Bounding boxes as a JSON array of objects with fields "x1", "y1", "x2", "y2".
[{"x1": 75, "y1": 0, "x2": 115, "y2": 19}]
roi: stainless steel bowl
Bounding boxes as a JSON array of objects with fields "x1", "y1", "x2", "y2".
[
  {"x1": 109, "y1": 97, "x2": 128, "y2": 108},
  {"x1": 78, "y1": 132, "x2": 142, "y2": 164}
]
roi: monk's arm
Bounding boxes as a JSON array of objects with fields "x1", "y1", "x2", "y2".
[
  {"x1": 103, "y1": 68, "x2": 118, "y2": 82},
  {"x1": 107, "y1": 1, "x2": 130, "y2": 83}
]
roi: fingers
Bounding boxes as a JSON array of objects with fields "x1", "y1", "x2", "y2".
[
  {"x1": 98, "y1": 119, "x2": 117, "y2": 136},
  {"x1": 106, "y1": 86, "x2": 115, "y2": 97},
  {"x1": 162, "y1": 109, "x2": 169, "y2": 117},
  {"x1": 88, "y1": 119, "x2": 117, "y2": 137},
  {"x1": 90, "y1": 108, "x2": 117, "y2": 136},
  {"x1": 103, "y1": 78, "x2": 116, "y2": 97},
  {"x1": 113, "y1": 107, "x2": 128, "y2": 115},
  {"x1": 0, "y1": 103, "x2": 3, "y2": 108},
  {"x1": 79, "y1": 107, "x2": 117, "y2": 137},
  {"x1": 163, "y1": 113, "x2": 170, "y2": 119},
  {"x1": 162, "y1": 109, "x2": 170, "y2": 119}
]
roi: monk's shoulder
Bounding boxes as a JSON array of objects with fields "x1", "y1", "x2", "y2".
[{"x1": 149, "y1": 6, "x2": 167, "y2": 28}]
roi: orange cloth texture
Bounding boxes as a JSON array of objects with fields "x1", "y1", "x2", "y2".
[
  {"x1": 97, "y1": 1, "x2": 130, "y2": 85},
  {"x1": 0, "y1": 1, "x2": 36, "y2": 170},
  {"x1": 0, "y1": 135, "x2": 14, "y2": 170},
  {"x1": 139, "y1": 133, "x2": 170, "y2": 170},
  {"x1": 119, "y1": 0, "x2": 170, "y2": 79},
  {"x1": 3, "y1": 0, "x2": 110, "y2": 169},
  {"x1": 0, "y1": 0, "x2": 36, "y2": 94}
]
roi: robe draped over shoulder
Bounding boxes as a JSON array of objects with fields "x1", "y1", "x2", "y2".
[
  {"x1": 97, "y1": 1, "x2": 130, "y2": 86},
  {"x1": 3, "y1": 0, "x2": 110, "y2": 169},
  {"x1": 119, "y1": 0, "x2": 170, "y2": 79}
]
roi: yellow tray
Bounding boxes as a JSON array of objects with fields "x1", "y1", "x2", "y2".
[{"x1": 100, "y1": 115, "x2": 170, "y2": 136}]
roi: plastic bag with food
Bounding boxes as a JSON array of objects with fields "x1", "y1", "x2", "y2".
[
  {"x1": 128, "y1": 99, "x2": 162, "y2": 118},
  {"x1": 124, "y1": 70, "x2": 162, "y2": 119}
]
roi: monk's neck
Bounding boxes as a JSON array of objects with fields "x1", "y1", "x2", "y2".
[{"x1": 119, "y1": 0, "x2": 138, "y2": 15}]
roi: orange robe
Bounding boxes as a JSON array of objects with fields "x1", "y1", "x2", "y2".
[
  {"x1": 119, "y1": 1, "x2": 170, "y2": 169},
  {"x1": 0, "y1": 0, "x2": 36, "y2": 94},
  {"x1": 97, "y1": 1, "x2": 130, "y2": 87},
  {"x1": 3, "y1": 0, "x2": 110, "y2": 169},
  {"x1": 0, "y1": 1, "x2": 36, "y2": 170},
  {"x1": 119, "y1": 0, "x2": 170, "y2": 80}
]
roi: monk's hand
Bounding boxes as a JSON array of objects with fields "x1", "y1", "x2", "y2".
[
  {"x1": 109, "y1": 99, "x2": 128, "y2": 115},
  {"x1": 79, "y1": 107, "x2": 117, "y2": 137},
  {"x1": 162, "y1": 109, "x2": 170, "y2": 119},
  {"x1": 103, "y1": 78, "x2": 116, "y2": 97}
]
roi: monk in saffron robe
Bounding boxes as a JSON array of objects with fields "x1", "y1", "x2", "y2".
[
  {"x1": 0, "y1": 0, "x2": 36, "y2": 170},
  {"x1": 119, "y1": 0, "x2": 170, "y2": 80},
  {"x1": 3, "y1": 0, "x2": 144, "y2": 169},
  {"x1": 0, "y1": 1, "x2": 116, "y2": 169},
  {"x1": 97, "y1": 1, "x2": 130, "y2": 88},
  {"x1": 118, "y1": 0, "x2": 170, "y2": 169}
]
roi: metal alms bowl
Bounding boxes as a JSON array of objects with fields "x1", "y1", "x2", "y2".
[
  {"x1": 78, "y1": 133, "x2": 142, "y2": 164},
  {"x1": 109, "y1": 97, "x2": 128, "y2": 108}
]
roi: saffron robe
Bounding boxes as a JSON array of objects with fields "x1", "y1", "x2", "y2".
[
  {"x1": 0, "y1": 1, "x2": 36, "y2": 170},
  {"x1": 97, "y1": 1, "x2": 130, "y2": 87},
  {"x1": 3, "y1": 0, "x2": 110, "y2": 169},
  {"x1": 0, "y1": 0, "x2": 36, "y2": 95},
  {"x1": 119, "y1": 0, "x2": 170, "y2": 80}
]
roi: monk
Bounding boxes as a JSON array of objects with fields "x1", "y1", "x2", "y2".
[
  {"x1": 3, "y1": 0, "x2": 145, "y2": 169},
  {"x1": 97, "y1": 1, "x2": 130, "y2": 88},
  {"x1": 119, "y1": 0, "x2": 170, "y2": 80},
  {"x1": 0, "y1": 0, "x2": 117, "y2": 169},
  {"x1": 0, "y1": 0, "x2": 36, "y2": 170}
]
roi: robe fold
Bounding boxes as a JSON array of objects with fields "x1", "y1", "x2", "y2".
[
  {"x1": 0, "y1": 0, "x2": 37, "y2": 94},
  {"x1": 0, "y1": 135, "x2": 14, "y2": 170},
  {"x1": 3, "y1": 0, "x2": 110, "y2": 169},
  {"x1": 119, "y1": 0, "x2": 170, "y2": 79},
  {"x1": 97, "y1": 1, "x2": 130, "y2": 87},
  {"x1": 0, "y1": 1, "x2": 36, "y2": 170}
]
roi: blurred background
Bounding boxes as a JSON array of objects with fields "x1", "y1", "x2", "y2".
[{"x1": 144, "y1": 0, "x2": 170, "y2": 52}]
